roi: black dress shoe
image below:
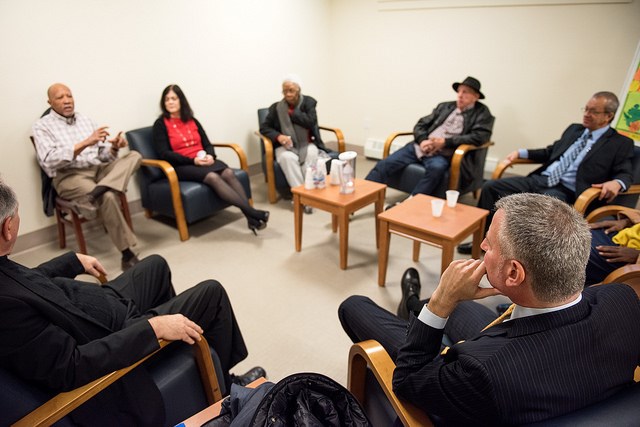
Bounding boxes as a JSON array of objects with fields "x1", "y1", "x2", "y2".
[
  {"x1": 457, "y1": 242, "x2": 473, "y2": 255},
  {"x1": 230, "y1": 366, "x2": 267, "y2": 386},
  {"x1": 121, "y1": 255, "x2": 140, "y2": 271},
  {"x1": 397, "y1": 268, "x2": 421, "y2": 320}
]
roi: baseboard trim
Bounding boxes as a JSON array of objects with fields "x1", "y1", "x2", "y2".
[{"x1": 15, "y1": 149, "x2": 365, "y2": 253}]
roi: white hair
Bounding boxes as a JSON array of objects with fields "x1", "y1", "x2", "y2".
[{"x1": 282, "y1": 73, "x2": 302, "y2": 88}]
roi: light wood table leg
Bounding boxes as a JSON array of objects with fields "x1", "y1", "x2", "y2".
[
  {"x1": 332, "y1": 213, "x2": 338, "y2": 233},
  {"x1": 294, "y1": 194, "x2": 303, "y2": 252},
  {"x1": 441, "y1": 241, "x2": 454, "y2": 274},
  {"x1": 471, "y1": 218, "x2": 486, "y2": 259},
  {"x1": 374, "y1": 190, "x2": 385, "y2": 249},
  {"x1": 339, "y1": 208, "x2": 349, "y2": 270},
  {"x1": 378, "y1": 220, "x2": 390, "y2": 286},
  {"x1": 412, "y1": 240, "x2": 421, "y2": 261}
]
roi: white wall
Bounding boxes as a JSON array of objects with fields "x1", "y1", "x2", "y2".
[
  {"x1": 326, "y1": 0, "x2": 640, "y2": 165},
  {"x1": 1, "y1": 0, "x2": 639, "y2": 236},
  {"x1": 0, "y1": 0, "x2": 332, "y2": 234}
]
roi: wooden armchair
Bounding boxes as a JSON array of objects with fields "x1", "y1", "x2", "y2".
[
  {"x1": 256, "y1": 108, "x2": 346, "y2": 203},
  {"x1": 381, "y1": 132, "x2": 494, "y2": 199},
  {"x1": 9, "y1": 335, "x2": 221, "y2": 427},
  {"x1": 126, "y1": 127, "x2": 251, "y2": 241},
  {"x1": 30, "y1": 136, "x2": 133, "y2": 254},
  {"x1": 491, "y1": 145, "x2": 640, "y2": 215}
]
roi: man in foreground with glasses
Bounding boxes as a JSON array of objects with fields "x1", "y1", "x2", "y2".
[{"x1": 459, "y1": 91, "x2": 634, "y2": 254}]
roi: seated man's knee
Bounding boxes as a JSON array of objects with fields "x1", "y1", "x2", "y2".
[{"x1": 338, "y1": 295, "x2": 371, "y2": 320}]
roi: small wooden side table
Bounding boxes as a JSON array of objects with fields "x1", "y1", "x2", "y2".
[
  {"x1": 291, "y1": 178, "x2": 386, "y2": 270},
  {"x1": 377, "y1": 194, "x2": 489, "y2": 286}
]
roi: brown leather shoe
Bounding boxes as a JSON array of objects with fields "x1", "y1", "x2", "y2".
[{"x1": 121, "y1": 255, "x2": 140, "y2": 271}]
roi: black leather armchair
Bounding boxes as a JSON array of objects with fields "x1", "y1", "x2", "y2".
[
  {"x1": 126, "y1": 127, "x2": 252, "y2": 241},
  {"x1": 1, "y1": 337, "x2": 225, "y2": 427},
  {"x1": 256, "y1": 108, "x2": 346, "y2": 203},
  {"x1": 381, "y1": 132, "x2": 494, "y2": 199}
]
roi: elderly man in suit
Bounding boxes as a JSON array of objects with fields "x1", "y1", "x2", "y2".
[
  {"x1": 459, "y1": 91, "x2": 633, "y2": 254},
  {"x1": 339, "y1": 193, "x2": 640, "y2": 425},
  {"x1": 0, "y1": 181, "x2": 265, "y2": 426}
]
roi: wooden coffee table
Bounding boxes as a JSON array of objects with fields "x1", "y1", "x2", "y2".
[
  {"x1": 377, "y1": 194, "x2": 489, "y2": 286},
  {"x1": 292, "y1": 178, "x2": 386, "y2": 270}
]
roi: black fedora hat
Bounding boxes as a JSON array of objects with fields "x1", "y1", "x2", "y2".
[{"x1": 452, "y1": 76, "x2": 485, "y2": 99}]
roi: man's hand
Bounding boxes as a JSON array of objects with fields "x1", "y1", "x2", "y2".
[
  {"x1": 74, "y1": 126, "x2": 110, "y2": 157},
  {"x1": 427, "y1": 259, "x2": 501, "y2": 318},
  {"x1": 194, "y1": 155, "x2": 214, "y2": 166},
  {"x1": 277, "y1": 134, "x2": 293, "y2": 149},
  {"x1": 503, "y1": 150, "x2": 520, "y2": 165},
  {"x1": 592, "y1": 180, "x2": 622, "y2": 203},
  {"x1": 109, "y1": 131, "x2": 127, "y2": 154},
  {"x1": 75, "y1": 253, "x2": 107, "y2": 278},
  {"x1": 589, "y1": 218, "x2": 631, "y2": 234},
  {"x1": 148, "y1": 314, "x2": 204, "y2": 344},
  {"x1": 596, "y1": 245, "x2": 640, "y2": 263},
  {"x1": 419, "y1": 137, "x2": 445, "y2": 156}
]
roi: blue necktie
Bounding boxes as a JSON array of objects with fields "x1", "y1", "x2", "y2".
[{"x1": 545, "y1": 132, "x2": 591, "y2": 187}]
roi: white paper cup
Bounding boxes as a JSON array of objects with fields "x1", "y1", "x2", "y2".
[
  {"x1": 431, "y1": 199, "x2": 445, "y2": 217},
  {"x1": 446, "y1": 190, "x2": 460, "y2": 208}
]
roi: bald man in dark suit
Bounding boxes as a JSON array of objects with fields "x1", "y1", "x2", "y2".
[{"x1": 339, "y1": 193, "x2": 640, "y2": 425}]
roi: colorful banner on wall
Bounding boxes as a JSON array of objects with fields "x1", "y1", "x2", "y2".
[{"x1": 615, "y1": 41, "x2": 640, "y2": 142}]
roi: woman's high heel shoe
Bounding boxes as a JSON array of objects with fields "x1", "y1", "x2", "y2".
[
  {"x1": 256, "y1": 210, "x2": 270, "y2": 223},
  {"x1": 248, "y1": 217, "x2": 267, "y2": 235}
]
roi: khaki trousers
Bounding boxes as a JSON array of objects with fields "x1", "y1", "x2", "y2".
[{"x1": 53, "y1": 151, "x2": 142, "y2": 251}]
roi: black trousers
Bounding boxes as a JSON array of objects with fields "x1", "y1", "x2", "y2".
[
  {"x1": 338, "y1": 295, "x2": 497, "y2": 361},
  {"x1": 477, "y1": 174, "x2": 576, "y2": 231},
  {"x1": 104, "y1": 255, "x2": 248, "y2": 389}
]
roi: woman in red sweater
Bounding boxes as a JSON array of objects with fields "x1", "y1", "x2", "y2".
[{"x1": 152, "y1": 85, "x2": 269, "y2": 234}]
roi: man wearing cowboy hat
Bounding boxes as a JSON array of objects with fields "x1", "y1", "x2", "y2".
[{"x1": 365, "y1": 76, "x2": 495, "y2": 197}]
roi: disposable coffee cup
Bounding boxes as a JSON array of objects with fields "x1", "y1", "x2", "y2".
[
  {"x1": 446, "y1": 190, "x2": 459, "y2": 208},
  {"x1": 431, "y1": 199, "x2": 445, "y2": 217}
]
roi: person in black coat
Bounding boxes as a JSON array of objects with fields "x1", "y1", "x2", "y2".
[
  {"x1": 365, "y1": 76, "x2": 495, "y2": 196},
  {"x1": 0, "y1": 181, "x2": 265, "y2": 426},
  {"x1": 260, "y1": 74, "x2": 328, "y2": 191},
  {"x1": 339, "y1": 193, "x2": 640, "y2": 425},
  {"x1": 459, "y1": 91, "x2": 633, "y2": 254}
]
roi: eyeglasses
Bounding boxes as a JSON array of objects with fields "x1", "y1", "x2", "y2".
[{"x1": 581, "y1": 107, "x2": 609, "y2": 115}]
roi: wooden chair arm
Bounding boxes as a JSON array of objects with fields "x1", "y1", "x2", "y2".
[
  {"x1": 348, "y1": 340, "x2": 433, "y2": 427},
  {"x1": 14, "y1": 339, "x2": 171, "y2": 427},
  {"x1": 585, "y1": 205, "x2": 638, "y2": 223},
  {"x1": 601, "y1": 264, "x2": 640, "y2": 290},
  {"x1": 448, "y1": 141, "x2": 495, "y2": 190},
  {"x1": 211, "y1": 142, "x2": 249, "y2": 173},
  {"x1": 139, "y1": 158, "x2": 188, "y2": 241},
  {"x1": 574, "y1": 184, "x2": 640, "y2": 216},
  {"x1": 254, "y1": 130, "x2": 278, "y2": 203},
  {"x1": 382, "y1": 132, "x2": 413, "y2": 159},
  {"x1": 491, "y1": 158, "x2": 539, "y2": 180},
  {"x1": 319, "y1": 125, "x2": 346, "y2": 153},
  {"x1": 14, "y1": 335, "x2": 221, "y2": 427}
]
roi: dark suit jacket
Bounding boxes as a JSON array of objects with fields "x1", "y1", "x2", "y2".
[
  {"x1": 413, "y1": 101, "x2": 495, "y2": 158},
  {"x1": 260, "y1": 95, "x2": 329, "y2": 152},
  {"x1": 527, "y1": 124, "x2": 634, "y2": 195},
  {"x1": 392, "y1": 284, "x2": 640, "y2": 426},
  {"x1": 0, "y1": 253, "x2": 164, "y2": 426}
]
